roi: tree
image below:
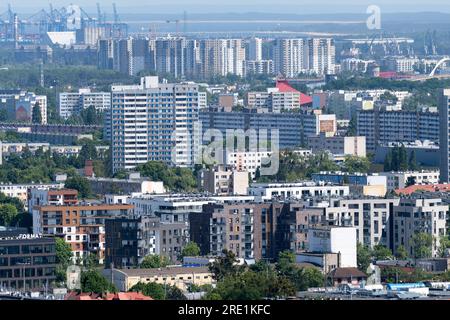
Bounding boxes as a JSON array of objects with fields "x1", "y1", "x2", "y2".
[
  {"x1": 294, "y1": 267, "x2": 325, "y2": 291},
  {"x1": 129, "y1": 282, "x2": 165, "y2": 299},
  {"x1": 136, "y1": 161, "x2": 197, "y2": 192},
  {"x1": 0, "y1": 204, "x2": 19, "y2": 226},
  {"x1": 55, "y1": 237, "x2": 73, "y2": 283},
  {"x1": 32, "y1": 102, "x2": 42, "y2": 124},
  {"x1": 437, "y1": 236, "x2": 450, "y2": 258},
  {"x1": 383, "y1": 151, "x2": 392, "y2": 171},
  {"x1": 372, "y1": 244, "x2": 393, "y2": 261},
  {"x1": 276, "y1": 250, "x2": 297, "y2": 276},
  {"x1": 343, "y1": 155, "x2": 371, "y2": 174},
  {"x1": 80, "y1": 269, "x2": 117, "y2": 294},
  {"x1": 408, "y1": 150, "x2": 418, "y2": 171},
  {"x1": 357, "y1": 243, "x2": 372, "y2": 273},
  {"x1": 208, "y1": 249, "x2": 242, "y2": 281},
  {"x1": 410, "y1": 232, "x2": 433, "y2": 259},
  {"x1": 398, "y1": 146, "x2": 408, "y2": 171},
  {"x1": 180, "y1": 242, "x2": 201, "y2": 260},
  {"x1": 140, "y1": 254, "x2": 170, "y2": 269},
  {"x1": 205, "y1": 270, "x2": 295, "y2": 300},
  {"x1": 65, "y1": 175, "x2": 92, "y2": 198},
  {"x1": 395, "y1": 245, "x2": 409, "y2": 260}
]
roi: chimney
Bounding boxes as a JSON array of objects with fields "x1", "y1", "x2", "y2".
[{"x1": 84, "y1": 160, "x2": 94, "y2": 177}]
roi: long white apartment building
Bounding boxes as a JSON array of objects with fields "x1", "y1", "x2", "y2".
[
  {"x1": 129, "y1": 194, "x2": 255, "y2": 224},
  {"x1": 248, "y1": 182, "x2": 350, "y2": 201},
  {"x1": 380, "y1": 170, "x2": 440, "y2": 191},
  {"x1": 59, "y1": 88, "x2": 111, "y2": 119},
  {"x1": 110, "y1": 76, "x2": 201, "y2": 173}
]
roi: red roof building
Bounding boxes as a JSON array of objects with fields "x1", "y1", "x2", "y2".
[
  {"x1": 275, "y1": 80, "x2": 313, "y2": 106},
  {"x1": 395, "y1": 184, "x2": 450, "y2": 196}
]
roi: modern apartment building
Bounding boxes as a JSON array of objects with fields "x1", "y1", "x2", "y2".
[
  {"x1": 110, "y1": 76, "x2": 201, "y2": 172},
  {"x1": 104, "y1": 216, "x2": 160, "y2": 268},
  {"x1": 248, "y1": 182, "x2": 350, "y2": 201},
  {"x1": 190, "y1": 200, "x2": 324, "y2": 261},
  {"x1": 32, "y1": 203, "x2": 134, "y2": 264},
  {"x1": 28, "y1": 188, "x2": 78, "y2": 214},
  {"x1": 390, "y1": 198, "x2": 447, "y2": 257},
  {"x1": 322, "y1": 197, "x2": 400, "y2": 248},
  {"x1": 0, "y1": 227, "x2": 57, "y2": 291}
]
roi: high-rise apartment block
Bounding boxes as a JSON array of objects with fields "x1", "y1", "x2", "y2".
[
  {"x1": 439, "y1": 89, "x2": 450, "y2": 182},
  {"x1": 110, "y1": 76, "x2": 200, "y2": 172}
]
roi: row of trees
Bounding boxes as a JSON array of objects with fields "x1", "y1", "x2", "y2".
[
  {"x1": 357, "y1": 233, "x2": 450, "y2": 273},
  {"x1": 383, "y1": 146, "x2": 418, "y2": 172},
  {"x1": 202, "y1": 250, "x2": 324, "y2": 300},
  {"x1": 136, "y1": 161, "x2": 197, "y2": 192},
  {"x1": 258, "y1": 151, "x2": 372, "y2": 183}
]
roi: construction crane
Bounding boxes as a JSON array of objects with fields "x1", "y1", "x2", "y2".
[
  {"x1": 113, "y1": 3, "x2": 119, "y2": 24},
  {"x1": 166, "y1": 19, "x2": 180, "y2": 36},
  {"x1": 96, "y1": 3, "x2": 102, "y2": 24}
]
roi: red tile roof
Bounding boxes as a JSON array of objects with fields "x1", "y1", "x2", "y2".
[
  {"x1": 395, "y1": 184, "x2": 450, "y2": 196},
  {"x1": 276, "y1": 80, "x2": 313, "y2": 105},
  {"x1": 65, "y1": 291, "x2": 153, "y2": 300},
  {"x1": 330, "y1": 268, "x2": 367, "y2": 279}
]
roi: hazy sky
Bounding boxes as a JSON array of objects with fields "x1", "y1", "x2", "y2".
[{"x1": 2, "y1": 0, "x2": 450, "y2": 14}]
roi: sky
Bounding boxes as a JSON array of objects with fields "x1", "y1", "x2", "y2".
[{"x1": 2, "y1": 0, "x2": 450, "y2": 14}]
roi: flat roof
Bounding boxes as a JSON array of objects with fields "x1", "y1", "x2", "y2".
[{"x1": 113, "y1": 266, "x2": 211, "y2": 277}]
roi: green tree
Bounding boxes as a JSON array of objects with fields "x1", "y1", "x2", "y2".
[
  {"x1": 276, "y1": 250, "x2": 297, "y2": 276},
  {"x1": 372, "y1": 244, "x2": 393, "y2": 261},
  {"x1": 32, "y1": 102, "x2": 42, "y2": 124},
  {"x1": 395, "y1": 245, "x2": 409, "y2": 260},
  {"x1": 140, "y1": 254, "x2": 170, "y2": 269},
  {"x1": 437, "y1": 236, "x2": 450, "y2": 258},
  {"x1": 294, "y1": 267, "x2": 325, "y2": 291},
  {"x1": 208, "y1": 249, "x2": 242, "y2": 281},
  {"x1": 343, "y1": 155, "x2": 371, "y2": 174},
  {"x1": 129, "y1": 282, "x2": 165, "y2": 299},
  {"x1": 205, "y1": 270, "x2": 295, "y2": 300},
  {"x1": 180, "y1": 242, "x2": 201, "y2": 260},
  {"x1": 55, "y1": 237, "x2": 73, "y2": 283},
  {"x1": 65, "y1": 175, "x2": 92, "y2": 198},
  {"x1": 357, "y1": 243, "x2": 372, "y2": 273},
  {"x1": 0, "y1": 204, "x2": 19, "y2": 226},
  {"x1": 80, "y1": 269, "x2": 117, "y2": 294},
  {"x1": 398, "y1": 146, "x2": 408, "y2": 171},
  {"x1": 408, "y1": 150, "x2": 418, "y2": 171},
  {"x1": 410, "y1": 232, "x2": 433, "y2": 259}
]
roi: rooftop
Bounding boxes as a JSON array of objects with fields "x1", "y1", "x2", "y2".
[{"x1": 112, "y1": 266, "x2": 211, "y2": 277}]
